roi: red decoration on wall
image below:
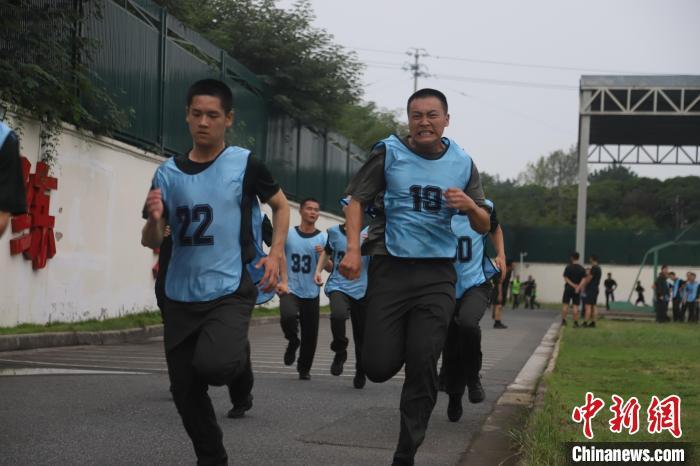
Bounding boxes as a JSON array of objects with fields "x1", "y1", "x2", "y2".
[{"x1": 9, "y1": 157, "x2": 58, "y2": 269}]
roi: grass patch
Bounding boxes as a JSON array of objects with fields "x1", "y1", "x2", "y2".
[
  {"x1": 517, "y1": 320, "x2": 700, "y2": 465},
  {"x1": 0, "y1": 305, "x2": 330, "y2": 335},
  {"x1": 0, "y1": 311, "x2": 164, "y2": 335}
]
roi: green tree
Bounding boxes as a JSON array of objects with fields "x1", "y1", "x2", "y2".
[
  {"x1": 516, "y1": 146, "x2": 579, "y2": 220},
  {"x1": 153, "y1": 0, "x2": 363, "y2": 127},
  {"x1": 333, "y1": 102, "x2": 407, "y2": 151},
  {"x1": 0, "y1": 1, "x2": 130, "y2": 166},
  {"x1": 517, "y1": 146, "x2": 579, "y2": 188}
]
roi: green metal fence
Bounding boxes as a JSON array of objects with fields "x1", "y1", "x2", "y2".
[
  {"x1": 487, "y1": 225, "x2": 700, "y2": 265},
  {"x1": 86, "y1": 0, "x2": 270, "y2": 157},
  {"x1": 265, "y1": 114, "x2": 365, "y2": 214},
  {"x1": 84, "y1": 0, "x2": 364, "y2": 214}
]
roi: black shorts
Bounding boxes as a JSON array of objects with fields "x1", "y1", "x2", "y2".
[
  {"x1": 562, "y1": 286, "x2": 580, "y2": 305},
  {"x1": 584, "y1": 288, "x2": 599, "y2": 305}
]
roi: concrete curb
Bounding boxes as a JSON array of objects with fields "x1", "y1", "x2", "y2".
[
  {"x1": 459, "y1": 321, "x2": 563, "y2": 466},
  {"x1": 0, "y1": 325, "x2": 165, "y2": 352},
  {"x1": 0, "y1": 313, "x2": 308, "y2": 352}
]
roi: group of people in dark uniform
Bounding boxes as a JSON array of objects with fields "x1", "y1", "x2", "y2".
[
  {"x1": 655, "y1": 267, "x2": 699, "y2": 323},
  {"x1": 559, "y1": 254, "x2": 699, "y2": 325},
  {"x1": 138, "y1": 81, "x2": 508, "y2": 465},
  {"x1": 561, "y1": 252, "x2": 603, "y2": 328},
  {"x1": 2, "y1": 79, "x2": 505, "y2": 465}
]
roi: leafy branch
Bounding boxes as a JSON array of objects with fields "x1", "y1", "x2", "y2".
[{"x1": 0, "y1": 0, "x2": 131, "y2": 169}]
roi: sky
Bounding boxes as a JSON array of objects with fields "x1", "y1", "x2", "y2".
[{"x1": 277, "y1": 0, "x2": 700, "y2": 180}]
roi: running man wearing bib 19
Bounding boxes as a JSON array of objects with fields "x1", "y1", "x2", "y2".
[
  {"x1": 314, "y1": 198, "x2": 370, "y2": 388},
  {"x1": 141, "y1": 79, "x2": 290, "y2": 465},
  {"x1": 340, "y1": 89, "x2": 491, "y2": 466}
]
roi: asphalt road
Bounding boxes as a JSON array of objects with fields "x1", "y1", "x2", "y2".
[{"x1": 0, "y1": 307, "x2": 557, "y2": 466}]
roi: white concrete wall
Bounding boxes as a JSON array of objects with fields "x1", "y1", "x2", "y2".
[
  {"x1": 511, "y1": 262, "x2": 699, "y2": 305},
  {"x1": 0, "y1": 117, "x2": 343, "y2": 326}
]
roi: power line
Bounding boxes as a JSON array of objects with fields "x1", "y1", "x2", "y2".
[
  {"x1": 347, "y1": 45, "x2": 649, "y2": 74},
  {"x1": 362, "y1": 61, "x2": 578, "y2": 90},
  {"x1": 442, "y1": 86, "x2": 571, "y2": 135},
  {"x1": 348, "y1": 46, "x2": 407, "y2": 56},
  {"x1": 430, "y1": 53, "x2": 643, "y2": 74},
  {"x1": 430, "y1": 74, "x2": 578, "y2": 91}
]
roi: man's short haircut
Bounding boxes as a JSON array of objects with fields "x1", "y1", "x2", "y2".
[
  {"x1": 571, "y1": 252, "x2": 580, "y2": 261},
  {"x1": 589, "y1": 254, "x2": 598, "y2": 262},
  {"x1": 661, "y1": 264, "x2": 669, "y2": 270},
  {"x1": 300, "y1": 198, "x2": 320, "y2": 208},
  {"x1": 407, "y1": 88, "x2": 448, "y2": 114},
  {"x1": 187, "y1": 79, "x2": 234, "y2": 114}
]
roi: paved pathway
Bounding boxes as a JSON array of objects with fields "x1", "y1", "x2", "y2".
[{"x1": 0, "y1": 308, "x2": 556, "y2": 465}]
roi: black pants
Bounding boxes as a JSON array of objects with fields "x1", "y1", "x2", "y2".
[
  {"x1": 672, "y1": 298, "x2": 683, "y2": 322},
  {"x1": 163, "y1": 274, "x2": 257, "y2": 466},
  {"x1": 328, "y1": 291, "x2": 366, "y2": 374},
  {"x1": 227, "y1": 342, "x2": 253, "y2": 405},
  {"x1": 280, "y1": 293, "x2": 320, "y2": 373},
  {"x1": 654, "y1": 299, "x2": 669, "y2": 322},
  {"x1": 685, "y1": 302, "x2": 699, "y2": 322},
  {"x1": 442, "y1": 283, "x2": 490, "y2": 396},
  {"x1": 363, "y1": 256, "x2": 455, "y2": 466},
  {"x1": 512, "y1": 293, "x2": 520, "y2": 309},
  {"x1": 605, "y1": 290, "x2": 615, "y2": 309}
]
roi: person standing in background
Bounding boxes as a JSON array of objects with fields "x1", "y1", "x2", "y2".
[
  {"x1": 603, "y1": 273, "x2": 617, "y2": 310},
  {"x1": 492, "y1": 260, "x2": 512, "y2": 328},
  {"x1": 669, "y1": 272, "x2": 684, "y2": 322},
  {"x1": 510, "y1": 275, "x2": 521, "y2": 309},
  {"x1": 562, "y1": 252, "x2": 586, "y2": 327},
  {"x1": 635, "y1": 281, "x2": 646, "y2": 306},
  {"x1": 653, "y1": 265, "x2": 670, "y2": 322},
  {"x1": 681, "y1": 272, "x2": 698, "y2": 323},
  {"x1": 581, "y1": 255, "x2": 602, "y2": 328}
]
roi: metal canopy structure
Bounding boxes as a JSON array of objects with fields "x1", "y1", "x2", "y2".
[{"x1": 575, "y1": 75, "x2": 700, "y2": 258}]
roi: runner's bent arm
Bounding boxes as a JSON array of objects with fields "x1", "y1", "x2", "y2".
[
  {"x1": 314, "y1": 250, "x2": 330, "y2": 286},
  {"x1": 258, "y1": 189, "x2": 289, "y2": 291},
  {"x1": 141, "y1": 188, "x2": 166, "y2": 249},
  {"x1": 339, "y1": 199, "x2": 363, "y2": 280},
  {"x1": 489, "y1": 225, "x2": 506, "y2": 281},
  {"x1": 445, "y1": 163, "x2": 490, "y2": 233}
]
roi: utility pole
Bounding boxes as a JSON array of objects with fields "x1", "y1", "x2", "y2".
[{"x1": 404, "y1": 48, "x2": 429, "y2": 92}]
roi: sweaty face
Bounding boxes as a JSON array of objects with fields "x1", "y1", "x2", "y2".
[
  {"x1": 407, "y1": 96, "x2": 449, "y2": 151},
  {"x1": 300, "y1": 201, "x2": 320, "y2": 224},
  {"x1": 186, "y1": 95, "x2": 233, "y2": 148}
]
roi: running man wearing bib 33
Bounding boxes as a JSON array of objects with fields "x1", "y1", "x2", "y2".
[
  {"x1": 340, "y1": 89, "x2": 490, "y2": 466},
  {"x1": 141, "y1": 79, "x2": 290, "y2": 465},
  {"x1": 278, "y1": 198, "x2": 329, "y2": 380}
]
